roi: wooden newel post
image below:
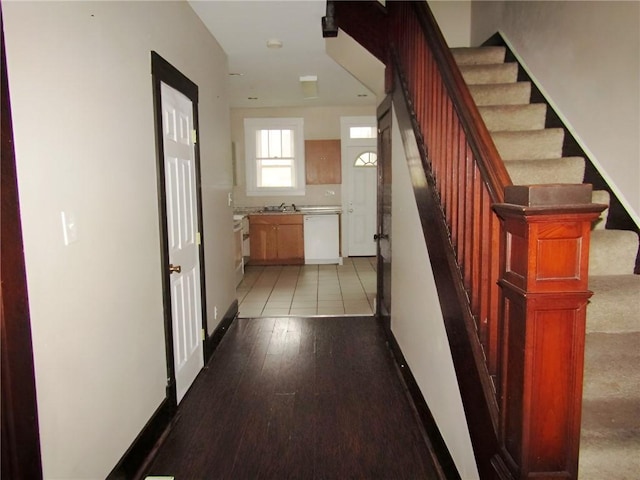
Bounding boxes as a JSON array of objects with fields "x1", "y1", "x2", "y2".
[{"x1": 491, "y1": 185, "x2": 606, "y2": 480}]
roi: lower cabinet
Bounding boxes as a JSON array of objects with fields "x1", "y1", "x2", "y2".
[{"x1": 249, "y1": 214, "x2": 304, "y2": 265}]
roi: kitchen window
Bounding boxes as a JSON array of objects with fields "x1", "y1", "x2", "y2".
[{"x1": 244, "y1": 117, "x2": 305, "y2": 196}]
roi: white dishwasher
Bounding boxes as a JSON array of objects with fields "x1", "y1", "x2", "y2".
[{"x1": 304, "y1": 214, "x2": 340, "y2": 264}]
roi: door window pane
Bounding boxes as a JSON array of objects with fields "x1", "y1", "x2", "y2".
[{"x1": 354, "y1": 151, "x2": 377, "y2": 167}]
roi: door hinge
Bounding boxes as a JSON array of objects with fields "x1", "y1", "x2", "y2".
[
  {"x1": 192, "y1": 129, "x2": 197, "y2": 144},
  {"x1": 196, "y1": 231, "x2": 201, "y2": 245},
  {"x1": 201, "y1": 328, "x2": 206, "y2": 341}
]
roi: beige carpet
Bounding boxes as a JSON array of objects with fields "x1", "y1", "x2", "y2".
[{"x1": 453, "y1": 45, "x2": 640, "y2": 479}]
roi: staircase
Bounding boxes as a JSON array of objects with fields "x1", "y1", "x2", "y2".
[{"x1": 452, "y1": 46, "x2": 640, "y2": 479}]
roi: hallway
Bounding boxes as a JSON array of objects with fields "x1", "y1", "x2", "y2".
[{"x1": 144, "y1": 316, "x2": 442, "y2": 479}]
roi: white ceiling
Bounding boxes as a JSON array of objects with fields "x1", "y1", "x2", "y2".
[{"x1": 188, "y1": 0, "x2": 378, "y2": 108}]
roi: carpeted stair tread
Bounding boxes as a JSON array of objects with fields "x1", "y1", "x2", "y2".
[
  {"x1": 580, "y1": 332, "x2": 640, "y2": 478},
  {"x1": 491, "y1": 128, "x2": 565, "y2": 161},
  {"x1": 587, "y1": 275, "x2": 640, "y2": 333},
  {"x1": 459, "y1": 63, "x2": 518, "y2": 85},
  {"x1": 479, "y1": 104, "x2": 547, "y2": 132},
  {"x1": 582, "y1": 332, "x2": 640, "y2": 398},
  {"x1": 451, "y1": 46, "x2": 506, "y2": 66},
  {"x1": 592, "y1": 190, "x2": 610, "y2": 230},
  {"x1": 578, "y1": 433, "x2": 640, "y2": 480},
  {"x1": 589, "y1": 230, "x2": 639, "y2": 276},
  {"x1": 468, "y1": 82, "x2": 531, "y2": 106},
  {"x1": 505, "y1": 157, "x2": 585, "y2": 185}
]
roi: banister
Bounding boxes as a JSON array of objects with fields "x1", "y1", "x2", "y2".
[
  {"x1": 326, "y1": 2, "x2": 603, "y2": 478},
  {"x1": 410, "y1": 2, "x2": 511, "y2": 204}
]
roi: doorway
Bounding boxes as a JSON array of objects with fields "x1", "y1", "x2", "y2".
[
  {"x1": 340, "y1": 116, "x2": 378, "y2": 257},
  {"x1": 152, "y1": 52, "x2": 207, "y2": 404}
]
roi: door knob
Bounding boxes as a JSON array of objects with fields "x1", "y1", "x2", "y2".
[
  {"x1": 374, "y1": 233, "x2": 389, "y2": 241},
  {"x1": 169, "y1": 264, "x2": 182, "y2": 274}
]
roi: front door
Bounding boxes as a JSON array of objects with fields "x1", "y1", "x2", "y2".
[
  {"x1": 160, "y1": 81, "x2": 204, "y2": 404},
  {"x1": 341, "y1": 116, "x2": 377, "y2": 257},
  {"x1": 376, "y1": 100, "x2": 392, "y2": 326}
]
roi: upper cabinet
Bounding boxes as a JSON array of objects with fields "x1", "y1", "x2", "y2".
[{"x1": 305, "y1": 139, "x2": 341, "y2": 185}]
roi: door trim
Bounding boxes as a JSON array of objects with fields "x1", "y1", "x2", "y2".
[
  {"x1": 376, "y1": 96, "x2": 392, "y2": 329},
  {"x1": 150, "y1": 51, "x2": 208, "y2": 404}
]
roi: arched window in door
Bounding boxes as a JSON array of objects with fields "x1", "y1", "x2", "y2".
[{"x1": 354, "y1": 151, "x2": 377, "y2": 167}]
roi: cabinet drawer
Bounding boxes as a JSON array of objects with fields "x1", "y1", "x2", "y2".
[{"x1": 249, "y1": 214, "x2": 303, "y2": 225}]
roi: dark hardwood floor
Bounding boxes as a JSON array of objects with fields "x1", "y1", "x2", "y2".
[{"x1": 145, "y1": 316, "x2": 443, "y2": 479}]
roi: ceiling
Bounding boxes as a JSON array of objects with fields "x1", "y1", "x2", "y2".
[{"x1": 188, "y1": 0, "x2": 379, "y2": 109}]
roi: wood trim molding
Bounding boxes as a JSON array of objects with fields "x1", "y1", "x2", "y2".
[
  {"x1": 106, "y1": 399, "x2": 175, "y2": 480},
  {"x1": 382, "y1": 322, "x2": 461, "y2": 480},
  {"x1": 108, "y1": 301, "x2": 238, "y2": 479},
  {"x1": 204, "y1": 300, "x2": 238, "y2": 363},
  {"x1": 0, "y1": 8, "x2": 43, "y2": 478}
]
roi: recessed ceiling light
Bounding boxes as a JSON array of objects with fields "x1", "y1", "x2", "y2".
[{"x1": 266, "y1": 38, "x2": 283, "y2": 49}]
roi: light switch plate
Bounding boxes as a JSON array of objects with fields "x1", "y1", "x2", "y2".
[{"x1": 61, "y1": 211, "x2": 78, "y2": 245}]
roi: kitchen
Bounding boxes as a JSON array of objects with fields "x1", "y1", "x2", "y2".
[{"x1": 231, "y1": 109, "x2": 378, "y2": 316}]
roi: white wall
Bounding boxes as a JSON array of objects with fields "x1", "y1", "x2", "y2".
[
  {"x1": 471, "y1": 1, "x2": 640, "y2": 224},
  {"x1": 3, "y1": 1, "x2": 234, "y2": 478},
  {"x1": 390, "y1": 107, "x2": 479, "y2": 479},
  {"x1": 231, "y1": 105, "x2": 375, "y2": 208},
  {"x1": 431, "y1": 0, "x2": 472, "y2": 48}
]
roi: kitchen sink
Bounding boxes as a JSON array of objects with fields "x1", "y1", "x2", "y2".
[{"x1": 259, "y1": 204, "x2": 299, "y2": 213}]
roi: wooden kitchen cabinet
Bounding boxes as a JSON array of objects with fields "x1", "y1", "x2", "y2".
[
  {"x1": 249, "y1": 214, "x2": 304, "y2": 265},
  {"x1": 305, "y1": 139, "x2": 341, "y2": 185}
]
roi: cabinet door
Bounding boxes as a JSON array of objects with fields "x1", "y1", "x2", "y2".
[
  {"x1": 277, "y1": 224, "x2": 304, "y2": 261},
  {"x1": 249, "y1": 223, "x2": 277, "y2": 262},
  {"x1": 305, "y1": 139, "x2": 341, "y2": 184}
]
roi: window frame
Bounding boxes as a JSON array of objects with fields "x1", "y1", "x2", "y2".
[{"x1": 244, "y1": 117, "x2": 305, "y2": 196}]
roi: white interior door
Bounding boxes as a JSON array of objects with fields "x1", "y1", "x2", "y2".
[
  {"x1": 161, "y1": 82, "x2": 204, "y2": 404},
  {"x1": 346, "y1": 146, "x2": 377, "y2": 256}
]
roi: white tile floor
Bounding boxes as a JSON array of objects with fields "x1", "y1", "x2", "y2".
[{"x1": 237, "y1": 257, "x2": 377, "y2": 317}]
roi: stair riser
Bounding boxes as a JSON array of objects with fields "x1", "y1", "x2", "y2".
[
  {"x1": 452, "y1": 46, "x2": 506, "y2": 66},
  {"x1": 587, "y1": 275, "x2": 640, "y2": 333},
  {"x1": 468, "y1": 83, "x2": 532, "y2": 106},
  {"x1": 479, "y1": 104, "x2": 547, "y2": 132},
  {"x1": 589, "y1": 230, "x2": 639, "y2": 276},
  {"x1": 459, "y1": 63, "x2": 518, "y2": 85},
  {"x1": 505, "y1": 157, "x2": 584, "y2": 185},
  {"x1": 492, "y1": 129, "x2": 565, "y2": 160}
]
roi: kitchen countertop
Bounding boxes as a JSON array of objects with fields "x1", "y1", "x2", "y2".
[{"x1": 234, "y1": 206, "x2": 342, "y2": 216}]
